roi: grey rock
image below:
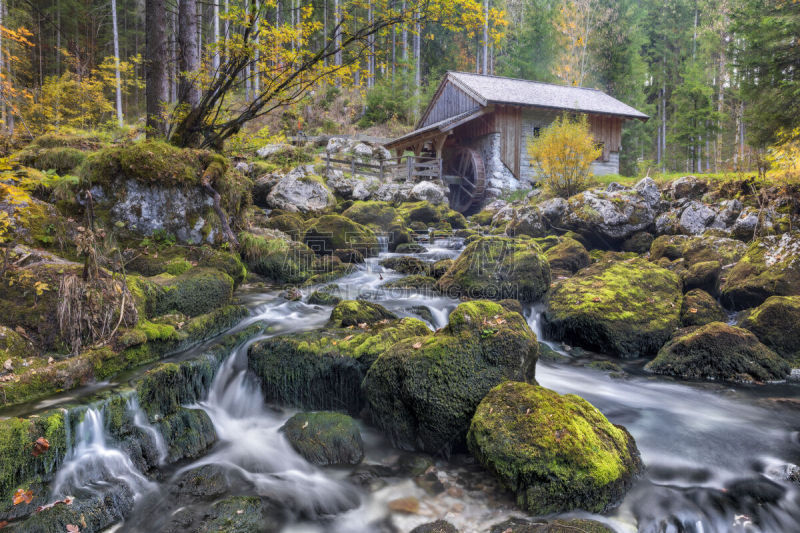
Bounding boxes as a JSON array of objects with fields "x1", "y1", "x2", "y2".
[
  {"x1": 257, "y1": 143, "x2": 292, "y2": 158},
  {"x1": 669, "y1": 176, "x2": 708, "y2": 199},
  {"x1": 679, "y1": 201, "x2": 717, "y2": 235},
  {"x1": 539, "y1": 197, "x2": 568, "y2": 220},
  {"x1": 634, "y1": 177, "x2": 661, "y2": 208},
  {"x1": 411, "y1": 181, "x2": 447, "y2": 205},
  {"x1": 266, "y1": 166, "x2": 335, "y2": 214}
]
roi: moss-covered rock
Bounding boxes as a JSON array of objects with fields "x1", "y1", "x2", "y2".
[
  {"x1": 239, "y1": 230, "x2": 315, "y2": 284},
  {"x1": 488, "y1": 517, "x2": 615, "y2": 533},
  {"x1": 681, "y1": 260, "x2": 721, "y2": 295},
  {"x1": 154, "y1": 267, "x2": 234, "y2": 317},
  {"x1": 380, "y1": 256, "x2": 429, "y2": 275},
  {"x1": 397, "y1": 201, "x2": 467, "y2": 229},
  {"x1": 411, "y1": 521, "x2": 459, "y2": 533},
  {"x1": 720, "y1": 233, "x2": 800, "y2": 310},
  {"x1": 15, "y1": 133, "x2": 102, "y2": 174},
  {"x1": 543, "y1": 258, "x2": 682, "y2": 358},
  {"x1": 248, "y1": 317, "x2": 429, "y2": 414},
  {"x1": 329, "y1": 300, "x2": 397, "y2": 327},
  {"x1": 333, "y1": 248, "x2": 364, "y2": 264},
  {"x1": 156, "y1": 407, "x2": 217, "y2": 463},
  {"x1": 645, "y1": 322, "x2": 790, "y2": 382},
  {"x1": 307, "y1": 286, "x2": 342, "y2": 306},
  {"x1": 436, "y1": 237, "x2": 551, "y2": 302},
  {"x1": 680, "y1": 289, "x2": 727, "y2": 327},
  {"x1": 303, "y1": 214, "x2": 379, "y2": 257},
  {"x1": 395, "y1": 242, "x2": 426, "y2": 254},
  {"x1": 281, "y1": 411, "x2": 364, "y2": 466},
  {"x1": 545, "y1": 237, "x2": 590, "y2": 274},
  {"x1": 430, "y1": 259, "x2": 454, "y2": 279},
  {"x1": 382, "y1": 275, "x2": 438, "y2": 291},
  {"x1": 738, "y1": 296, "x2": 800, "y2": 361},
  {"x1": 468, "y1": 381, "x2": 642, "y2": 515},
  {"x1": 650, "y1": 234, "x2": 747, "y2": 266},
  {"x1": 263, "y1": 212, "x2": 305, "y2": 239},
  {"x1": 621, "y1": 231, "x2": 654, "y2": 254},
  {"x1": 342, "y1": 201, "x2": 399, "y2": 229},
  {"x1": 363, "y1": 301, "x2": 538, "y2": 454}
]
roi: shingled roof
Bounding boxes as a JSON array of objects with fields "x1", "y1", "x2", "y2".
[{"x1": 426, "y1": 72, "x2": 649, "y2": 124}]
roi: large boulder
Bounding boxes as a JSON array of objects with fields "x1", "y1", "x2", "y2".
[
  {"x1": 467, "y1": 381, "x2": 643, "y2": 515},
  {"x1": 650, "y1": 234, "x2": 748, "y2": 267},
  {"x1": 81, "y1": 140, "x2": 250, "y2": 244},
  {"x1": 543, "y1": 258, "x2": 682, "y2": 358},
  {"x1": 341, "y1": 201, "x2": 399, "y2": 229},
  {"x1": 680, "y1": 289, "x2": 727, "y2": 327},
  {"x1": 303, "y1": 214, "x2": 380, "y2": 257},
  {"x1": 411, "y1": 181, "x2": 447, "y2": 205},
  {"x1": 545, "y1": 236, "x2": 590, "y2": 274},
  {"x1": 329, "y1": 299, "x2": 397, "y2": 327},
  {"x1": 667, "y1": 176, "x2": 708, "y2": 200},
  {"x1": 645, "y1": 322, "x2": 790, "y2": 382},
  {"x1": 558, "y1": 178, "x2": 660, "y2": 245},
  {"x1": 248, "y1": 311, "x2": 430, "y2": 414},
  {"x1": 266, "y1": 165, "x2": 335, "y2": 214},
  {"x1": 363, "y1": 301, "x2": 538, "y2": 454},
  {"x1": 678, "y1": 201, "x2": 717, "y2": 235},
  {"x1": 504, "y1": 204, "x2": 547, "y2": 238},
  {"x1": 680, "y1": 260, "x2": 721, "y2": 295},
  {"x1": 720, "y1": 233, "x2": 800, "y2": 310},
  {"x1": 239, "y1": 230, "x2": 316, "y2": 284},
  {"x1": 436, "y1": 237, "x2": 551, "y2": 302},
  {"x1": 281, "y1": 412, "x2": 364, "y2": 466},
  {"x1": 738, "y1": 296, "x2": 800, "y2": 361}
]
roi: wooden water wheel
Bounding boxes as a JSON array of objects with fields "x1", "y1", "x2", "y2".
[{"x1": 444, "y1": 147, "x2": 486, "y2": 213}]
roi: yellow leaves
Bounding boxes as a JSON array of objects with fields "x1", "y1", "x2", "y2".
[
  {"x1": 12, "y1": 488, "x2": 33, "y2": 505},
  {"x1": 766, "y1": 127, "x2": 800, "y2": 184},
  {"x1": 33, "y1": 281, "x2": 49, "y2": 297}
]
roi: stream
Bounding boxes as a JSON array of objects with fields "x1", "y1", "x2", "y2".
[{"x1": 34, "y1": 239, "x2": 800, "y2": 532}]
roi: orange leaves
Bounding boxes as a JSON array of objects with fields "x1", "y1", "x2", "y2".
[
  {"x1": 12, "y1": 489, "x2": 33, "y2": 505},
  {"x1": 32, "y1": 437, "x2": 50, "y2": 457}
]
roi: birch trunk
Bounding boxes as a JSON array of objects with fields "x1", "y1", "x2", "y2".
[
  {"x1": 145, "y1": 0, "x2": 169, "y2": 136},
  {"x1": 111, "y1": 0, "x2": 124, "y2": 126}
]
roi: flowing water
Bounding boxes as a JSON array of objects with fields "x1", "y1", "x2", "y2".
[{"x1": 44, "y1": 238, "x2": 800, "y2": 532}]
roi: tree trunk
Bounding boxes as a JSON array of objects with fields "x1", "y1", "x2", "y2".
[
  {"x1": 111, "y1": 0, "x2": 124, "y2": 127},
  {"x1": 178, "y1": 0, "x2": 201, "y2": 110},
  {"x1": 414, "y1": 8, "x2": 420, "y2": 119},
  {"x1": 334, "y1": 0, "x2": 341, "y2": 67},
  {"x1": 145, "y1": 0, "x2": 168, "y2": 136},
  {"x1": 482, "y1": 0, "x2": 488, "y2": 75},
  {"x1": 213, "y1": 0, "x2": 220, "y2": 71}
]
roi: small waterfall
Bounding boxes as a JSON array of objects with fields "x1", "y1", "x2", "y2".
[
  {"x1": 51, "y1": 407, "x2": 155, "y2": 500},
  {"x1": 525, "y1": 305, "x2": 566, "y2": 354},
  {"x1": 377, "y1": 235, "x2": 389, "y2": 255},
  {"x1": 127, "y1": 396, "x2": 168, "y2": 465},
  {"x1": 190, "y1": 340, "x2": 362, "y2": 518}
]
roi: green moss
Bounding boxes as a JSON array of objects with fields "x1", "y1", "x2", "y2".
[
  {"x1": 80, "y1": 140, "x2": 224, "y2": 187},
  {"x1": 430, "y1": 259, "x2": 454, "y2": 279},
  {"x1": 738, "y1": 296, "x2": 800, "y2": 361},
  {"x1": 239, "y1": 231, "x2": 315, "y2": 284},
  {"x1": 342, "y1": 201, "x2": 399, "y2": 229},
  {"x1": 680, "y1": 289, "x2": 727, "y2": 327},
  {"x1": 363, "y1": 301, "x2": 538, "y2": 453},
  {"x1": 467, "y1": 381, "x2": 642, "y2": 515},
  {"x1": 248, "y1": 317, "x2": 429, "y2": 414},
  {"x1": 470, "y1": 209, "x2": 496, "y2": 226},
  {"x1": 329, "y1": 300, "x2": 398, "y2": 327},
  {"x1": 720, "y1": 233, "x2": 800, "y2": 310},
  {"x1": 195, "y1": 247, "x2": 247, "y2": 287},
  {"x1": 546, "y1": 237, "x2": 590, "y2": 274},
  {"x1": 303, "y1": 214, "x2": 379, "y2": 257},
  {"x1": 155, "y1": 267, "x2": 234, "y2": 317},
  {"x1": 281, "y1": 411, "x2": 364, "y2": 466},
  {"x1": 436, "y1": 236, "x2": 551, "y2": 302},
  {"x1": 156, "y1": 407, "x2": 217, "y2": 462},
  {"x1": 543, "y1": 258, "x2": 682, "y2": 358},
  {"x1": 263, "y1": 212, "x2": 305, "y2": 238},
  {"x1": 164, "y1": 258, "x2": 193, "y2": 276},
  {"x1": 307, "y1": 287, "x2": 342, "y2": 305},
  {"x1": 645, "y1": 322, "x2": 790, "y2": 382},
  {"x1": 380, "y1": 256, "x2": 429, "y2": 275},
  {"x1": 681, "y1": 260, "x2": 721, "y2": 295},
  {"x1": 650, "y1": 234, "x2": 747, "y2": 266}
]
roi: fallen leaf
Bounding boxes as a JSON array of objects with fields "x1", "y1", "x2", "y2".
[
  {"x1": 32, "y1": 437, "x2": 50, "y2": 457},
  {"x1": 301, "y1": 421, "x2": 308, "y2": 429},
  {"x1": 689, "y1": 307, "x2": 698, "y2": 313},
  {"x1": 13, "y1": 488, "x2": 33, "y2": 505},
  {"x1": 0, "y1": 520, "x2": 9, "y2": 529},
  {"x1": 357, "y1": 322, "x2": 368, "y2": 329},
  {"x1": 66, "y1": 525, "x2": 80, "y2": 533},
  {"x1": 412, "y1": 342, "x2": 422, "y2": 349},
  {"x1": 343, "y1": 335, "x2": 354, "y2": 341}
]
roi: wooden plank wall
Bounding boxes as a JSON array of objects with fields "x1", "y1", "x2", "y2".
[
  {"x1": 589, "y1": 115, "x2": 622, "y2": 162},
  {"x1": 494, "y1": 106, "x2": 521, "y2": 178},
  {"x1": 421, "y1": 81, "x2": 481, "y2": 128}
]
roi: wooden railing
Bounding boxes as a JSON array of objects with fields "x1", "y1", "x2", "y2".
[{"x1": 325, "y1": 153, "x2": 442, "y2": 182}]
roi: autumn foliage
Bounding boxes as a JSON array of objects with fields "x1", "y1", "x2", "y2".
[{"x1": 527, "y1": 114, "x2": 601, "y2": 199}]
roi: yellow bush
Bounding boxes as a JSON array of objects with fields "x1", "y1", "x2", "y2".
[
  {"x1": 527, "y1": 114, "x2": 601, "y2": 198},
  {"x1": 766, "y1": 127, "x2": 800, "y2": 184}
]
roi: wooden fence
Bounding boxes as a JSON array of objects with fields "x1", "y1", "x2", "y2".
[{"x1": 325, "y1": 153, "x2": 443, "y2": 182}]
